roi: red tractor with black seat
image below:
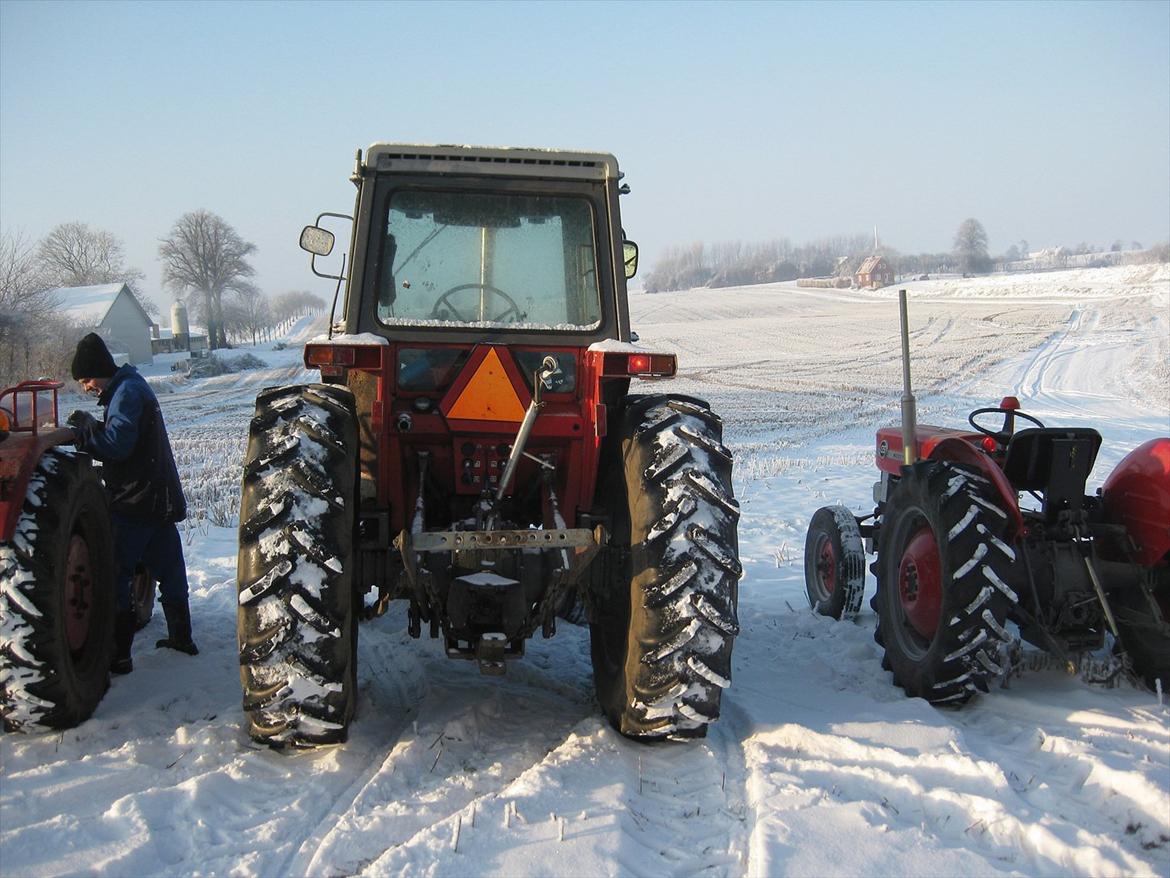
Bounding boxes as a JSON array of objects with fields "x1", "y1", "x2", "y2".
[
  {"x1": 236, "y1": 144, "x2": 741, "y2": 747},
  {"x1": 805, "y1": 292, "x2": 1170, "y2": 702}
]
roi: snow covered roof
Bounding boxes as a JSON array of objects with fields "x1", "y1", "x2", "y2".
[
  {"x1": 51, "y1": 283, "x2": 151, "y2": 326},
  {"x1": 856, "y1": 255, "x2": 888, "y2": 275}
]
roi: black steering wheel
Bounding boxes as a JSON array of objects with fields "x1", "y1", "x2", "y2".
[
  {"x1": 968, "y1": 405, "x2": 1045, "y2": 444},
  {"x1": 430, "y1": 283, "x2": 522, "y2": 323}
]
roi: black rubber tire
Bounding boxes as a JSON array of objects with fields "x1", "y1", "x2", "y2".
[
  {"x1": 873, "y1": 460, "x2": 1017, "y2": 704},
  {"x1": 804, "y1": 505, "x2": 866, "y2": 619},
  {"x1": 1113, "y1": 570, "x2": 1170, "y2": 693},
  {"x1": 1, "y1": 450, "x2": 115, "y2": 731},
  {"x1": 590, "y1": 395, "x2": 741, "y2": 739},
  {"x1": 237, "y1": 384, "x2": 359, "y2": 747}
]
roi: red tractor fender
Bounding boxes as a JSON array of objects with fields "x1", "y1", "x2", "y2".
[
  {"x1": 1, "y1": 434, "x2": 68, "y2": 541},
  {"x1": 927, "y1": 437, "x2": 1025, "y2": 538},
  {"x1": 875, "y1": 424, "x2": 1024, "y2": 537},
  {"x1": 1101, "y1": 437, "x2": 1170, "y2": 568},
  {"x1": 0, "y1": 381, "x2": 70, "y2": 542}
]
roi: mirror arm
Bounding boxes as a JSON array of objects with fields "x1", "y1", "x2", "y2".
[{"x1": 327, "y1": 253, "x2": 346, "y2": 339}]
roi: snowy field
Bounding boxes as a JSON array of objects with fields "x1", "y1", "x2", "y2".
[{"x1": 2, "y1": 264, "x2": 1168, "y2": 877}]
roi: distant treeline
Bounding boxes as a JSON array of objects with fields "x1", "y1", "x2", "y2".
[
  {"x1": 642, "y1": 236, "x2": 873, "y2": 293},
  {"x1": 642, "y1": 235, "x2": 1169, "y2": 294}
]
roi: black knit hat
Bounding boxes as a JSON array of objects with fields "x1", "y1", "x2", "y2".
[{"x1": 71, "y1": 333, "x2": 118, "y2": 380}]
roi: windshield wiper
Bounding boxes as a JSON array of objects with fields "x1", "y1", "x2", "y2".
[{"x1": 394, "y1": 224, "x2": 449, "y2": 275}]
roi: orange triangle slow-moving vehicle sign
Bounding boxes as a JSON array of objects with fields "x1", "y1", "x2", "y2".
[{"x1": 440, "y1": 346, "x2": 529, "y2": 424}]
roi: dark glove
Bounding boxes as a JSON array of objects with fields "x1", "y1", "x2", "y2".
[{"x1": 66, "y1": 409, "x2": 98, "y2": 447}]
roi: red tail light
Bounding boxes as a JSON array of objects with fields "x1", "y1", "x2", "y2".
[
  {"x1": 304, "y1": 344, "x2": 381, "y2": 369},
  {"x1": 601, "y1": 351, "x2": 676, "y2": 378}
]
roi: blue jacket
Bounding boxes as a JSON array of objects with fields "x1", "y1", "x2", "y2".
[{"x1": 75, "y1": 364, "x2": 187, "y2": 522}]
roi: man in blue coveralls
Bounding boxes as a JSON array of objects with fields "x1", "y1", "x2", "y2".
[{"x1": 67, "y1": 332, "x2": 198, "y2": 674}]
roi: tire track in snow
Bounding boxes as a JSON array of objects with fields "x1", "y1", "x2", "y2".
[
  {"x1": 360, "y1": 715, "x2": 754, "y2": 877},
  {"x1": 606, "y1": 722, "x2": 752, "y2": 877},
  {"x1": 279, "y1": 627, "x2": 430, "y2": 877},
  {"x1": 950, "y1": 687, "x2": 1170, "y2": 862},
  {"x1": 277, "y1": 629, "x2": 597, "y2": 875}
]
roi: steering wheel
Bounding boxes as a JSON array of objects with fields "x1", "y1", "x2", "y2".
[
  {"x1": 968, "y1": 405, "x2": 1045, "y2": 444},
  {"x1": 430, "y1": 283, "x2": 522, "y2": 323}
]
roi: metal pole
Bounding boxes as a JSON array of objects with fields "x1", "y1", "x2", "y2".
[
  {"x1": 496, "y1": 357, "x2": 559, "y2": 503},
  {"x1": 899, "y1": 289, "x2": 918, "y2": 466}
]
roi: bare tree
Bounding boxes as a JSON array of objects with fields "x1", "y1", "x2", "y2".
[
  {"x1": 223, "y1": 289, "x2": 273, "y2": 346},
  {"x1": 159, "y1": 211, "x2": 257, "y2": 350},
  {"x1": 37, "y1": 221, "x2": 156, "y2": 316},
  {"x1": 0, "y1": 229, "x2": 71, "y2": 385},
  {"x1": 953, "y1": 218, "x2": 992, "y2": 275}
]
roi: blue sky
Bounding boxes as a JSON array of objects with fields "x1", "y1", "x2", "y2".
[{"x1": 2, "y1": 0, "x2": 1167, "y2": 306}]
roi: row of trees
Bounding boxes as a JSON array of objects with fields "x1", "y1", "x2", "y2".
[
  {"x1": 644, "y1": 218, "x2": 1167, "y2": 293},
  {"x1": 643, "y1": 234, "x2": 874, "y2": 293},
  {"x1": 0, "y1": 214, "x2": 325, "y2": 386}
]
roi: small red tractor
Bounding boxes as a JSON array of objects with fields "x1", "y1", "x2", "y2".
[
  {"x1": 804, "y1": 291, "x2": 1170, "y2": 702},
  {"x1": 237, "y1": 144, "x2": 741, "y2": 747},
  {"x1": 0, "y1": 380, "x2": 156, "y2": 733},
  {"x1": 0, "y1": 380, "x2": 116, "y2": 731}
]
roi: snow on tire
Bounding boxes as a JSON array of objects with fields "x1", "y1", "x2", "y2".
[
  {"x1": 873, "y1": 460, "x2": 1017, "y2": 705},
  {"x1": 590, "y1": 395, "x2": 741, "y2": 739},
  {"x1": 804, "y1": 505, "x2": 866, "y2": 620},
  {"x1": 237, "y1": 384, "x2": 358, "y2": 747},
  {"x1": 1, "y1": 449, "x2": 115, "y2": 732}
]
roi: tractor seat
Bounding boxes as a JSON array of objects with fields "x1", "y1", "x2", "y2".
[{"x1": 1001, "y1": 427, "x2": 1102, "y2": 495}]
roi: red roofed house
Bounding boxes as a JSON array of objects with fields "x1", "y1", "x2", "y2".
[{"x1": 855, "y1": 255, "x2": 894, "y2": 290}]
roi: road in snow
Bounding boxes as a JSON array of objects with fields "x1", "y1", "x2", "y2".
[{"x1": 1, "y1": 265, "x2": 1168, "y2": 877}]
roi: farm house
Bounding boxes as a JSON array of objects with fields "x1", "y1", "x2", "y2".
[
  {"x1": 855, "y1": 255, "x2": 895, "y2": 289},
  {"x1": 53, "y1": 282, "x2": 154, "y2": 365}
]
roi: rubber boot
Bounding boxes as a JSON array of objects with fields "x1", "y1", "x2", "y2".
[
  {"x1": 156, "y1": 601, "x2": 199, "y2": 656},
  {"x1": 111, "y1": 610, "x2": 136, "y2": 675}
]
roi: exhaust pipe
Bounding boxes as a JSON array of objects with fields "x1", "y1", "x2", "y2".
[{"x1": 899, "y1": 289, "x2": 918, "y2": 466}]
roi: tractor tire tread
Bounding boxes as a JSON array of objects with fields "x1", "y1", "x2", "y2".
[
  {"x1": 237, "y1": 384, "x2": 358, "y2": 748},
  {"x1": 590, "y1": 395, "x2": 740, "y2": 740},
  {"x1": 874, "y1": 461, "x2": 1015, "y2": 705}
]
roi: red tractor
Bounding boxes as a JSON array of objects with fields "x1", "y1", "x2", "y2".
[
  {"x1": 805, "y1": 292, "x2": 1170, "y2": 702},
  {"x1": 0, "y1": 381, "x2": 116, "y2": 731},
  {"x1": 236, "y1": 144, "x2": 741, "y2": 747},
  {"x1": 1, "y1": 380, "x2": 157, "y2": 733}
]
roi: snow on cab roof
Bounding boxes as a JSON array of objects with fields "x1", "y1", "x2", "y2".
[{"x1": 50, "y1": 283, "x2": 131, "y2": 324}]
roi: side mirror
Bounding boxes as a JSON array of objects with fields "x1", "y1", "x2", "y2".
[
  {"x1": 623, "y1": 241, "x2": 639, "y2": 279},
  {"x1": 300, "y1": 225, "x2": 335, "y2": 257}
]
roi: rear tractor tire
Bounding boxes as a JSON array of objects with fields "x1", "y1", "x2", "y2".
[
  {"x1": 237, "y1": 384, "x2": 359, "y2": 747},
  {"x1": 590, "y1": 395, "x2": 741, "y2": 739},
  {"x1": 804, "y1": 505, "x2": 866, "y2": 619},
  {"x1": 1, "y1": 450, "x2": 115, "y2": 732},
  {"x1": 873, "y1": 461, "x2": 1017, "y2": 705},
  {"x1": 1113, "y1": 571, "x2": 1170, "y2": 693}
]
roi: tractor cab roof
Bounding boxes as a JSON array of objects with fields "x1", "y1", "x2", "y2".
[{"x1": 364, "y1": 143, "x2": 620, "y2": 183}]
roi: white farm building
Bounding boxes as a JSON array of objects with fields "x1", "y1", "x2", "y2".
[{"x1": 53, "y1": 283, "x2": 154, "y2": 366}]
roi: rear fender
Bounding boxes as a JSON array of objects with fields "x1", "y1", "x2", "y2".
[
  {"x1": 1101, "y1": 437, "x2": 1170, "y2": 568},
  {"x1": 928, "y1": 437, "x2": 1024, "y2": 537},
  {"x1": 1, "y1": 435, "x2": 80, "y2": 541}
]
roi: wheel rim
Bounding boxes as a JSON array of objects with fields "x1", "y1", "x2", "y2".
[
  {"x1": 814, "y1": 534, "x2": 837, "y2": 597},
  {"x1": 898, "y1": 525, "x2": 942, "y2": 641},
  {"x1": 64, "y1": 534, "x2": 94, "y2": 654}
]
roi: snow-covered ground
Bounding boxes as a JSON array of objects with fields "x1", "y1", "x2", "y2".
[{"x1": 2, "y1": 265, "x2": 1168, "y2": 877}]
